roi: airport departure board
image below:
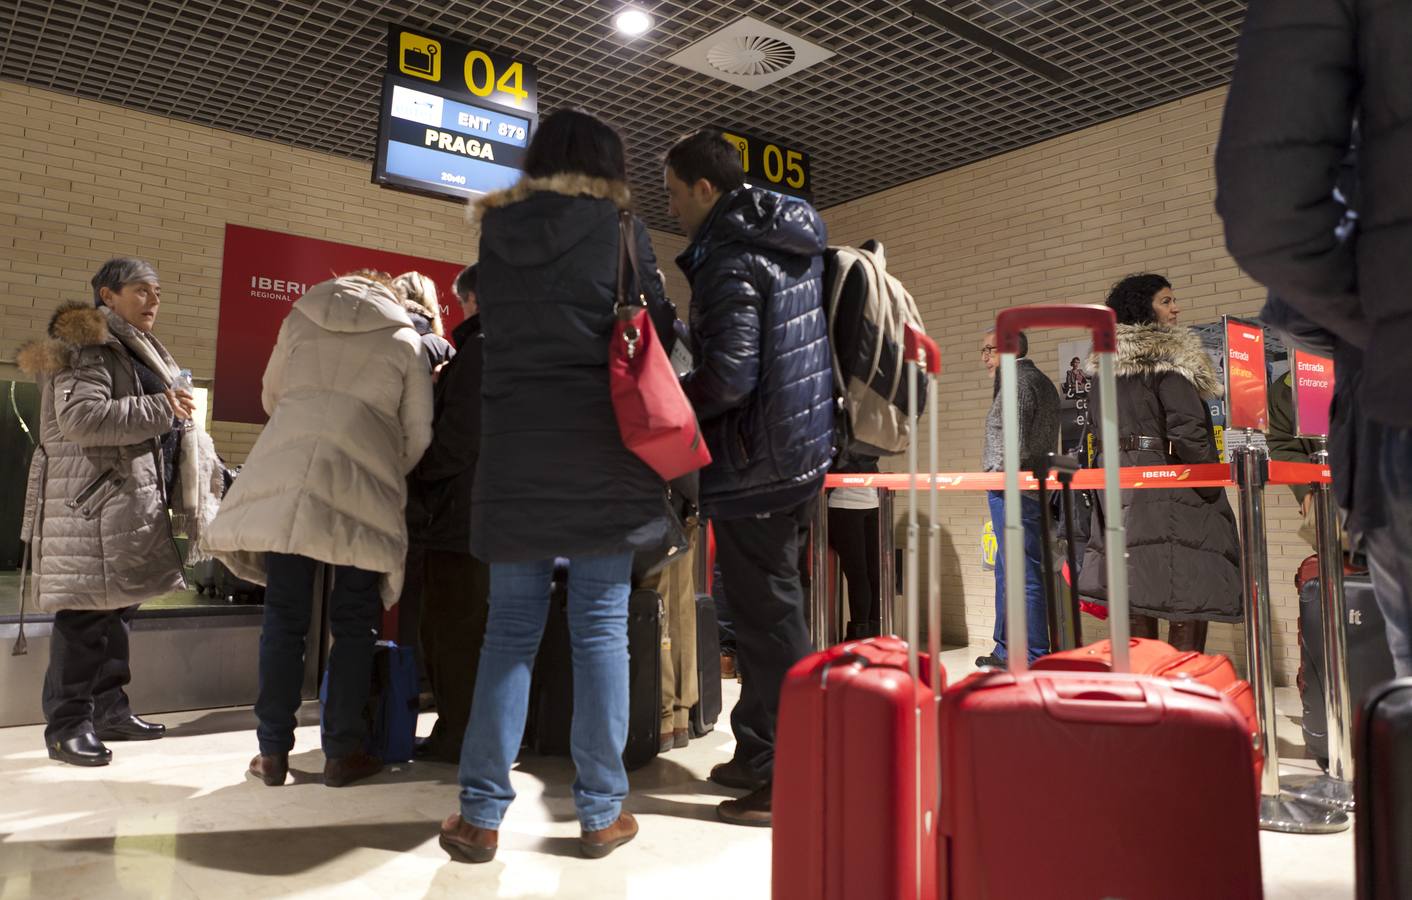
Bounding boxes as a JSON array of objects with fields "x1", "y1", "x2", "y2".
[{"x1": 374, "y1": 25, "x2": 539, "y2": 200}]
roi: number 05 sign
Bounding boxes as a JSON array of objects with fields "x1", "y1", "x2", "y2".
[{"x1": 721, "y1": 129, "x2": 812, "y2": 201}]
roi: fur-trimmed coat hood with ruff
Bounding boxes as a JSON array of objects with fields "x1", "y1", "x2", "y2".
[
  {"x1": 1078, "y1": 322, "x2": 1243, "y2": 622},
  {"x1": 1103, "y1": 323, "x2": 1225, "y2": 400},
  {"x1": 17, "y1": 302, "x2": 223, "y2": 612},
  {"x1": 466, "y1": 172, "x2": 678, "y2": 563}
]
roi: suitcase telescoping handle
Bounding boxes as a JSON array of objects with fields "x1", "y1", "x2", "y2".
[
  {"x1": 902, "y1": 324, "x2": 942, "y2": 689},
  {"x1": 995, "y1": 305, "x2": 1128, "y2": 673},
  {"x1": 903, "y1": 323, "x2": 941, "y2": 898}
]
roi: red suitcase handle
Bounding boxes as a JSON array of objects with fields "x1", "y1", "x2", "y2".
[
  {"x1": 903, "y1": 324, "x2": 942, "y2": 374},
  {"x1": 1037, "y1": 677, "x2": 1163, "y2": 725},
  {"x1": 995, "y1": 304, "x2": 1118, "y2": 353}
]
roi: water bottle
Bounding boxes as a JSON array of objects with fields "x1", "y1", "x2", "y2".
[{"x1": 173, "y1": 368, "x2": 194, "y2": 427}]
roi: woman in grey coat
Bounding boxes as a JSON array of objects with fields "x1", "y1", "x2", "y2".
[
  {"x1": 1077, "y1": 274, "x2": 1243, "y2": 652},
  {"x1": 17, "y1": 258, "x2": 221, "y2": 767}
]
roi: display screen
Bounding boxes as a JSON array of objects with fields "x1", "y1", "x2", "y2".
[{"x1": 374, "y1": 25, "x2": 538, "y2": 201}]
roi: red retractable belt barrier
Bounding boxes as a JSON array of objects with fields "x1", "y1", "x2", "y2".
[{"x1": 823, "y1": 460, "x2": 1330, "y2": 492}]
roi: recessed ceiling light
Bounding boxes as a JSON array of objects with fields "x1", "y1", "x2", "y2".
[{"x1": 615, "y1": 8, "x2": 653, "y2": 36}]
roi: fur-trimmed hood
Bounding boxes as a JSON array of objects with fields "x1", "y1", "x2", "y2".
[
  {"x1": 472, "y1": 173, "x2": 630, "y2": 222},
  {"x1": 474, "y1": 173, "x2": 633, "y2": 270},
  {"x1": 17, "y1": 302, "x2": 112, "y2": 375},
  {"x1": 1095, "y1": 323, "x2": 1225, "y2": 400}
]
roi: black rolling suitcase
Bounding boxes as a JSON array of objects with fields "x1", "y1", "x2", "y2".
[
  {"x1": 1298, "y1": 572, "x2": 1395, "y2": 768},
  {"x1": 690, "y1": 592, "x2": 722, "y2": 737},
  {"x1": 528, "y1": 572, "x2": 663, "y2": 771},
  {"x1": 1355, "y1": 678, "x2": 1412, "y2": 900}
]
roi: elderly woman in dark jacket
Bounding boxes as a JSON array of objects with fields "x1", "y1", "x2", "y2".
[
  {"x1": 1077, "y1": 274, "x2": 1243, "y2": 652},
  {"x1": 438, "y1": 110, "x2": 674, "y2": 865}
]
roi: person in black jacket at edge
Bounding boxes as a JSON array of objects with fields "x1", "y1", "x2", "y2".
[
  {"x1": 664, "y1": 128, "x2": 834, "y2": 827},
  {"x1": 1215, "y1": 0, "x2": 1412, "y2": 678},
  {"x1": 404, "y1": 264, "x2": 489, "y2": 763}
]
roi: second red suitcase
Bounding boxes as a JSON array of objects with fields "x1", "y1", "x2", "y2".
[
  {"x1": 939, "y1": 305, "x2": 1263, "y2": 900},
  {"x1": 773, "y1": 327, "x2": 943, "y2": 900}
]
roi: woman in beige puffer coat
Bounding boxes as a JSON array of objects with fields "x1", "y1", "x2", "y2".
[
  {"x1": 203, "y1": 271, "x2": 432, "y2": 788},
  {"x1": 17, "y1": 257, "x2": 222, "y2": 768}
]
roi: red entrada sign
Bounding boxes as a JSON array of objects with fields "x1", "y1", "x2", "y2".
[
  {"x1": 1224, "y1": 317, "x2": 1268, "y2": 432},
  {"x1": 214, "y1": 224, "x2": 467, "y2": 424},
  {"x1": 1292, "y1": 351, "x2": 1335, "y2": 438}
]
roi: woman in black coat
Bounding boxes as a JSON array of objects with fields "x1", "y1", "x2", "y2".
[
  {"x1": 1077, "y1": 274, "x2": 1242, "y2": 652},
  {"x1": 438, "y1": 109, "x2": 673, "y2": 865}
]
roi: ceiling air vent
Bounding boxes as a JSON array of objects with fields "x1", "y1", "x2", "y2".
[{"x1": 668, "y1": 17, "x2": 834, "y2": 91}]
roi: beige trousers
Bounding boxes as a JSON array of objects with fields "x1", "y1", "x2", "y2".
[{"x1": 640, "y1": 527, "x2": 700, "y2": 732}]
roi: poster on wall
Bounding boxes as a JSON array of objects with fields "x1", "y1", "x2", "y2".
[
  {"x1": 214, "y1": 224, "x2": 467, "y2": 425},
  {"x1": 1056, "y1": 339, "x2": 1092, "y2": 456}
]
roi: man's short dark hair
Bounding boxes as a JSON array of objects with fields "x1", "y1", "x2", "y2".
[
  {"x1": 454, "y1": 264, "x2": 478, "y2": 301},
  {"x1": 664, "y1": 128, "x2": 745, "y2": 194}
]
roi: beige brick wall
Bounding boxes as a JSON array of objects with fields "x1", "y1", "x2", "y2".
[
  {"x1": 0, "y1": 81, "x2": 695, "y2": 462},
  {"x1": 1, "y1": 82, "x2": 1312, "y2": 683},
  {"x1": 823, "y1": 88, "x2": 1309, "y2": 683}
]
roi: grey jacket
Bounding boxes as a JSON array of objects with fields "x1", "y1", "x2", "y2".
[
  {"x1": 982, "y1": 357, "x2": 1060, "y2": 473},
  {"x1": 17, "y1": 303, "x2": 186, "y2": 612}
]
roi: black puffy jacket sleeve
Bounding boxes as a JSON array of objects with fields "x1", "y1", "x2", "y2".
[
  {"x1": 680, "y1": 252, "x2": 762, "y2": 422},
  {"x1": 1214, "y1": 0, "x2": 1365, "y2": 348}
]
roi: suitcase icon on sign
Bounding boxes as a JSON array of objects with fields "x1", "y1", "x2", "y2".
[{"x1": 398, "y1": 32, "x2": 441, "y2": 82}]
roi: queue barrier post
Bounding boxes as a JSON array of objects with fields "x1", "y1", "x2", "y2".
[
  {"x1": 809, "y1": 489, "x2": 831, "y2": 652},
  {"x1": 1285, "y1": 443, "x2": 1356, "y2": 811},
  {"x1": 1230, "y1": 431, "x2": 1348, "y2": 833},
  {"x1": 878, "y1": 487, "x2": 897, "y2": 638}
]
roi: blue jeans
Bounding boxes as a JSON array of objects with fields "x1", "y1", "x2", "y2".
[
  {"x1": 458, "y1": 553, "x2": 633, "y2": 832},
  {"x1": 987, "y1": 491, "x2": 1050, "y2": 664},
  {"x1": 1365, "y1": 427, "x2": 1412, "y2": 678},
  {"x1": 257, "y1": 554, "x2": 380, "y2": 757}
]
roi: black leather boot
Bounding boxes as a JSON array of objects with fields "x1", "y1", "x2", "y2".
[
  {"x1": 96, "y1": 714, "x2": 165, "y2": 741},
  {"x1": 48, "y1": 732, "x2": 112, "y2": 767},
  {"x1": 1167, "y1": 620, "x2": 1209, "y2": 653}
]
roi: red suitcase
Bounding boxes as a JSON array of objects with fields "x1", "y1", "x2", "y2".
[
  {"x1": 773, "y1": 327, "x2": 943, "y2": 900},
  {"x1": 939, "y1": 306, "x2": 1263, "y2": 900},
  {"x1": 1034, "y1": 638, "x2": 1262, "y2": 797}
]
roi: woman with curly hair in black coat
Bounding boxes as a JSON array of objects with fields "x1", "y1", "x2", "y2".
[{"x1": 1077, "y1": 274, "x2": 1243, "y2": 652}]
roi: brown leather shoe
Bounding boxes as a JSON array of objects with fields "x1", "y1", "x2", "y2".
[
  {"x1": 323, "y1": 750, "x2": 382, "y2": 787},
  {"x1": 717, "y1": 783, "x2": 772, "y2": 827},
  {"x1": 720, "y1": 654, "x2": 737, "y2": 678},
  {"x1": 709, "y1": 758, "x2": 766, "y2": 791},
  {"x1": 672, "y1": 728, "x2": 689, "y2": 749},
  {"x1": 247, "y1": 752, "x2": 289, "y2": 786},
  {"x1": 580, "y1": 811, "x2": 638, "y2": 859},
  {"x1": 439, "y1": 813, "x2": 498, "y2": 864},
  {"x1": 659, "y1": 731, "x2": 675, "y2": 753}
]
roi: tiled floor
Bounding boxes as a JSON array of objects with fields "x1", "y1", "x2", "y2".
[{"x1": 0, "y1": 645, "x2": 1353, "y2": 899}]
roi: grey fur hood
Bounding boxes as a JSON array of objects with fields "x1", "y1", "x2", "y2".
[{"x1": 1091, "y1": 324, "x2": 1225, "y2": 400}]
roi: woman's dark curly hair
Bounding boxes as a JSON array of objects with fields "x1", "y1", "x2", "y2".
[{"x1": 1105, "y1": 273, "x2": 1172, "y2": 326}]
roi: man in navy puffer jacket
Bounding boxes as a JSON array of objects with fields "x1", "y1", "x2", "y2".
[{"x1": 665, "y1": 128, "x2": 833, "y2": 827}]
